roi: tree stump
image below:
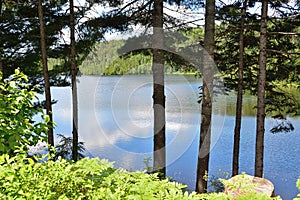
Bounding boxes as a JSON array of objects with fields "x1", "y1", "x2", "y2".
[{"x1": 224, "y1": 174, "x2": 274, "y2": 198}]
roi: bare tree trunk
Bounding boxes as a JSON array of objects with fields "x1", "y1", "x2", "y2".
[
  {"x1": 196, "y1": 0, "x2": 215, "y2": 193},
  {"x1": 152, "y1": 0, "x2": 166, "y2": 176},
  {"x1": 0, "y1": 48, "x2": 2, "y2": 81},
  {"x1": 70, "y1": 0, "x2": 78, "y2": 161},
  {"x1": 232, "y1": 0, "x2": 247, "y2": 177},
  {"x1": 38, "y1": 0, "x2": 54, "y2": 147},
  {"x1": 0, "y1": 0, "x2": 3, "y2": 80},
  {"x1": 255, "y1": 0, "x2": 268, "y2": 178}
]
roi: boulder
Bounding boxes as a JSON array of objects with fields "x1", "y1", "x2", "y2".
[{"x1": 224, "y1": 174, "x2": 274, "y2": 198}]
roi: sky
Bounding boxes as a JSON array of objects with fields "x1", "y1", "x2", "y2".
[{"x1": 60, "y1": 0, "x2": 297, "y2": 42}]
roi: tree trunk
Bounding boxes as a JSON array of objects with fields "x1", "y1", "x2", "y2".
[
  {"x1": 0, "y1": 46, "x2": 2, "y2": 81},
  {"x1": 255, "y1": 0, "x2": 268, "y2": 178},
  {"x1": 196, "y1": 0, "x2": 215, "y2": 193},
  {"x1": 38, "y1": 0, "x2": 54, "y2": 147},
  {"x1": 70, "y1": 0, "x2": 78, "y2": 162},
  {"x1": 152, "y1": 0, "x2": 166, "y2": 176},
  {"x1": 0, "y1": 0, "x2": 3, "y2": 80},
  {"x1": 232, "y1": 0, "x2": 247, "y2": 177}
]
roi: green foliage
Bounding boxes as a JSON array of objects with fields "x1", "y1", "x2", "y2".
[
  {"x1": 0, "y1": 70, "x2": 49, "y2": 155},
  {"x1": 221, "y1": 174, "x2": 258, "y2": 195},
  {"x1": 208, "y1": 170, "x2": 230, "y2": 193},
  {"x1": 235, "y1": 192, "x2": 280, "y2": 200},
  {"x1": 79, "y1": 29, "x2": 202, "y2": 76},
  {"x1": 215, "y1": 2, "x2": 300, "y2": 119},
  {"x1": 0, "y1": 1, "x2": 69, "y2": 79},
  {"x1": 221, "y1": 173, "x2": 282, "y2": 200},
  {"x1": 0, "y1": 0, "x2": 126, "y2": 86},
  {"x1": 143, "y1": 157, "x2": 154, "y2": 173},
  {"x1": 295, "y1": 178, "x2": 300, "y2": 200},
  {"x1": 0, "y1": 153, "x2": 220, "y2": 199},
  {"x1": 0, "y1": 152, "x2": 284, "y2": 199},
  {"x1": 79, "y1": 40, "x2": 125, "y2": 75},
  {"x1": 78, "y1": 39, "x2": 172, "y2": 75}
]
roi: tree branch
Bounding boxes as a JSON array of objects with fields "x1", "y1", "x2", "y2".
[
  {"x1": 267, "y1": 49, "x2": 300, "y2": 57},
  {"x1": 166, "y1": 18, "x2": 205, "y2": 29},
  {"x1": 268, "y1": 32, "x2": 300, "y2": 36}
]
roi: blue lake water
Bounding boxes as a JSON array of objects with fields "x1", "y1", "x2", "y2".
[{"x1": 48, "y1": 75, "x2": 300, "y2": 199}]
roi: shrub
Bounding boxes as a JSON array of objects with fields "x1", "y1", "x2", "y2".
[
  {"x1": 208, "y1": 170, "x2": 230, "y2": 192},
  {"x1": 0, "y1": 153, "x2": 283, "y2": 200},
  {"x1": 0, "y1": 154, "x2": 203, "y2": 199},
  {"x1": 0, "y1": 69, "x2": 49, "y2": 155}
]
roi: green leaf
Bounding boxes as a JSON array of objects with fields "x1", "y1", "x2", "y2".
[
  {"x1": 0, "y1": 70, "x2": 51, "y2": 155},
  {"x1": 44, "y1": 115, "x2": 50, "y2": 123}
]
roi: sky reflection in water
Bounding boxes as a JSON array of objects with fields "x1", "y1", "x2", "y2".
[{"x1": 49, "y1": 75, "x2": 300, "y2": 200}]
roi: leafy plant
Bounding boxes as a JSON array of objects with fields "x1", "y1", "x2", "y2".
[
  {"x1": 0, "y1": 69, "x2": 49, "y2": 155},
  {"x1": 143, "y1": 157, "x2": 154, "y2": 172},
  {"x1": 0, "y1": 153, "x2": 199, "y2": 199},
  {"x1": 208, "y1": 170, "x2": 230, "y2": 193},
  {"x1": 221, "y1": 173, "x2": 256, "y2": 194},
  {"x1": 0, "y1": 152, "x2": 283, "y2": 200},
  {"x1": 221, "y1": 173, "x2": 282, "y2": 200},
  {"x1": 295, "y1": 178, "x2": 300, "y2": 200}
]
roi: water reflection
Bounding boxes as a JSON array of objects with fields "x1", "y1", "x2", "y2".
[{"x1": 48, "y1": 75, "x2": 300, "y2": 200}]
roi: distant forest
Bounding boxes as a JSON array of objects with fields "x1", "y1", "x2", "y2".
[
  {"x1": 49, "y1": 39, "x2": 198, "y2": 76},
  {"x1": 75, "y1": 28, "x2": 204, "y2": 75},
  {"x1": 80, "y1": 40, "x2": 155, "y2": 75}
]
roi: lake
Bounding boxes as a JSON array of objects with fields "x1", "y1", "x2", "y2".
[{"x1": 48, "y1": 75, "x2": 300, "y2": 199}]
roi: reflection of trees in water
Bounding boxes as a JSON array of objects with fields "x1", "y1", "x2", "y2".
[
  {"x1": 213, "y1": 93, "x2": 257, "y2": 116},
  {"x1": 213, "y1": 88, "x2": 299, "y2": 133},
  {"x1": 270, "y1": 117, "x2": 294, "y2": 134},
  {"x1": 215, "y1": 88, "x2": 300, "y2": 118}
]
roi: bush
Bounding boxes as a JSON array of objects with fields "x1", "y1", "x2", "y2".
[
  {"x1": 0, "y1": 154, "x2": 199, "y2": 199},
  {"x1": 0, "y1": 153, "x2": 283, "y2": 200},
  {"x1": 0, "y1": 69, "x2": 49, "y2": 155}
]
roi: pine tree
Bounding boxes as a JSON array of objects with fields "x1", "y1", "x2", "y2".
[
  {"x1": 255, "y1": 0, "x2": 268, "y2": 178},
  {"x1": 232, "y1": 0, "x2": 248, "y2": 177},
  {"x1": 152, "y1": 0, "x2": 166, "y2": 176},
  {"x1": 69, "y1": 0, "x2": 78, "y2": 162},
  {"x1": 196, "y1": 0, "x2": 215, "y2": 193},
  {"x1": 38, "y1": 0, "x2": 54, "y2": 147}
]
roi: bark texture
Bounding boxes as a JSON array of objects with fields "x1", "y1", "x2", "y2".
[
  {"x1": 152, "y1": 0, "x2": 166, "y2": 175},
  {"x1": 196, "y1": 0, "x2": 215, "y2": 193},
  {"x1": 232, "y1": 0, "x2": 247, "y2": 177},
  {"x1": 70, "y1": 0, "x2": 78, "y2": 161},
  {"x1": 38, "y1": 0, "x2": 54, "y2": 147},
  {"x1": 255, "y1": 0, "x2": 268, "y2": 177},
  {"x1": 0, "y1": 0, "x2": 3, "y2": 80}
]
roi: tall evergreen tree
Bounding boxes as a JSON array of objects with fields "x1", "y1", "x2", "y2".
[
  {"x1": 215, "y1": 0, "x2": 299, "y2": 118},
  {"x1": 0, "y1": 0, "x2": 3, "y2": 79},
  {"x1": 0, "y1": 1, "x2": 71, "y2": 84},
  {"x1": 196, "y1": 0, "x2": 215, "y2": 193},
  {"x1": 232, "y1": 0, "x2": 248, "y2": 177},
  {"x1": 69, "y1": 0, "x2": 78, "y2": 162},
  {"x1": 38, "y1": 0, "x2": 54, "y2": 147},
  {"x1": 152, "y1": 0, "x2": 166, "y2": 176},
  {"x1": 255, "y1": 0, "x2": 268, "y2": 178},
  {"x1": 112, "y1": 0, "x2": 203, "y2": 175}
]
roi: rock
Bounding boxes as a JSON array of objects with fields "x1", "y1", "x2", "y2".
[{"x1": 224, "y1": 174, "x2": 274, "y2": 198}]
